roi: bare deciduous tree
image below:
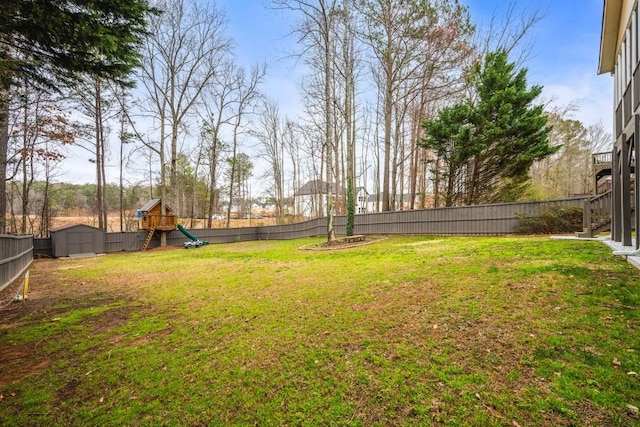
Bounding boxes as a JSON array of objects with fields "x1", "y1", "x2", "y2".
[
  {"x1": 273, "y1": 0, "x2": 339, "y2": 242},
  {"x1": 225, "y1": 64, "x2": 265, "y2": 228},
  {"x1": 253, "y1": 99, "x2": 286, "y2": 222},
  {"x1": 199, "y1": 60, "x2": 238, "y2": 228},
  {"x1": 359, "y1": 0, "x2": 473, "y2": 211},
  {"x1": 138, "y1": 0, "x2": 231, "y2": 219}
]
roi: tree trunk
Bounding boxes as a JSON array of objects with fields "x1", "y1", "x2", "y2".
[
  {"x1": 0, "y1": 82, "x2": 9, "y2": 234},
  {"x1": 94, "y1": 79, "x2": 104, "y2": 230},
  {"x1": 119, "y1": 93, "x2": 125, "y2": 232},
  {"x1": 382, "y1": 67, "x2": 392, "y2": 212},
  {"x1": 21, "y1": 83, "x2": 29, "y2": 234},
  {"x1": 206, "y1": 127, "x2": 220, "y2": 229},
  {"x1": 324, "y1": 9, "x2": 336, "y2": 243},
  {"x1": 226, "y1": 119, "x2": 241, "y2": 228},
  {"x1": 345, "y1": 33, "x2": 355, "y2": 235}
]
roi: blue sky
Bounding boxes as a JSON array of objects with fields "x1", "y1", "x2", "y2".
[
  {"x1": 218, "y1": 0, "x2": 612, "y2": 134},
  {"x1": 61, "y1": 0, "x2": 613, "y2": 185}
]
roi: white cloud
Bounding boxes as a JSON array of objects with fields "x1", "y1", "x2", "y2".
[{"x1": 540, "y1": 72, "x2": 613, "y2": 136}]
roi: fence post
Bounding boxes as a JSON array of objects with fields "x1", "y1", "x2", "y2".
[{"x1": 583, "y1": 198, "x2": 592, "y2": 236}]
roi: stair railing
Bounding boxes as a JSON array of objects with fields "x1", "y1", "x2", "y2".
[{"x1": 581, "y1": 190, "x2": 612, "y2": 237}]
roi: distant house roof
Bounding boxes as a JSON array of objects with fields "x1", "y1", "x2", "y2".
[
  {"x1": 356, "y1": 187, "x2": 369, "y2": 195},
  {"x1": 295, "y1": 180, "x2": 346, "y2": 196}
]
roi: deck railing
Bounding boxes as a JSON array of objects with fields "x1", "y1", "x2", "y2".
[
  {"x1": 593, "y1": 151, "x2": 612, "y2": 165},
  {"x1": 580, "y1": 190, "x2": 612, "y2": 237}
]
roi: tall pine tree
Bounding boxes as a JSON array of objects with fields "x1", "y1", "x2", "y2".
[
  {"x1": 0, "y1": 0, "x2": 156, "y2": 232},
  {"x1": 422, "y1": 50, "x2": 557, "y2": 205}
]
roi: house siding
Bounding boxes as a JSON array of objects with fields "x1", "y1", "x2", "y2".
[{"x1": 603, "y1": 0, "x2": 640, "y2": 249}]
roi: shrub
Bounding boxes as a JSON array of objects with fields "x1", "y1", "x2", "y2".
[{"x1": 515, "y1": 206, "x2": 583, "y2": 234}]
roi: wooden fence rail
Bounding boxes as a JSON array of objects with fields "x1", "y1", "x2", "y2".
[{"x1": 0, "y1": 234, "x2": 33, "y2": 292}]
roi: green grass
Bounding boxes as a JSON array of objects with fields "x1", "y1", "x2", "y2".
[{"x1": 0, "y1": 236, "x2": 639, "y2": 426}]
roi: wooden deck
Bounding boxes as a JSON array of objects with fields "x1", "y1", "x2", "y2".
[{"x1": 593, "y1": 151, "x2": 635, "y2": 194}]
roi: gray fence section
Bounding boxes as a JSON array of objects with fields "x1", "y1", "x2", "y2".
[
  {"x1": 348, "y1": 198, "x2": 587, "y2": 236},
  {"x1": 33, "y1": 237, "x2": 52, "y2": 257},
  {"x1": 25, "y1": 197, "x2": 588, "y2": 257},
  {"x1": 0, "y1": 234, "x2": 33, "y2": 291}
]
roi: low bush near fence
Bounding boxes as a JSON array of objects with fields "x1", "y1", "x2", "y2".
[{"x1": 514, "y1": 206, "x2": 583, "y2": 234}]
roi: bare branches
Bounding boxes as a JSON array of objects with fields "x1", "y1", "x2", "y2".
[
  {"x1": 137, "y1": 0, "x2": 232, "y2": 215},
  {"x1": 474, "y1": 1, "x2": 545, "y2": 68}
]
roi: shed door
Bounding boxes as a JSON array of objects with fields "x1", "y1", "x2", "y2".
[{"x1": 68, "y1": 231, "x2": 95, "y2": 254}]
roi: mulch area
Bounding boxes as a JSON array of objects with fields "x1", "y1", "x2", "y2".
[{"x1": 300, "y1": 235, "x2": 385, "y2": 251}]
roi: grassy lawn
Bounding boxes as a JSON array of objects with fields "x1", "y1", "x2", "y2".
[{"x1": 0, "y1": 236, "x2": 639, "y2": 426}]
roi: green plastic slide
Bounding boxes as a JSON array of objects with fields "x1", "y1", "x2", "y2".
[{"x1": 177, "y1": 224, "x2": 208, "y2": 245}]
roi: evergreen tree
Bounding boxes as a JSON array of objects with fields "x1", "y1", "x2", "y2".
[
  {"x1": 0, "y1": 0, "x2": 156, "y2": 232},
  {"x1": 422, "y1": 50, "x2": 557, "y2": 205},
  {"x1": 0, "y1": 0, "x2": 155, "y2": 88},
  {"x1": 421, "y1": 103, "x2": 474, "y2": 207}
]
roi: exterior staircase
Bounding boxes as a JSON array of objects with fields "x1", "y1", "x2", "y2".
[{"x1": 576, "y1": 191, "x2": 612, "y2": 238}]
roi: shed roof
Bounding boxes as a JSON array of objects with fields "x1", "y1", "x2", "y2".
[{"x1": 50, "y1": 223, "x2": 102, "y2": 233}]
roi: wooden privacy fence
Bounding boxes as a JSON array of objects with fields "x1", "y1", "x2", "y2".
[
  {"x1": 24, "y1": 197, "x2": 589, "y2": 258},
  {"x1": 0, "y1": 234, "x2": 33, "y2": 292}
]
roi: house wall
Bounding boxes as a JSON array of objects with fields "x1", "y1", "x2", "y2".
[
  {"x1": 604, "y1": 0, "x2": 640, "y2": 249},
  {"x1": 295, "y1": 194, "x2": 322, "y2": 218},
  {"x1": 619, "y1": 1, "x2": 636, "y2": 56},
  {"x1": 356, "y1": 189, "x2": 368, "y2": 214},
  {"x1": 600, "y1": 0, "x2": 635, "y2": 73}
]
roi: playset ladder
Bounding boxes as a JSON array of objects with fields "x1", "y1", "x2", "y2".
[{"x1": 142, "y1": 228, "x2": 155, "y2": 251}]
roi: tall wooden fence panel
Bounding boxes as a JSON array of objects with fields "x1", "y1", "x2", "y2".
[
  {"x1": 0, "y1": 235, "x2": 33, "y2": 292},
  {"x1": 33, "y1": 237, "x2": 52, "y2": 257},
  {"x1": 171, "y1": 226, "x2": 261, "y2": 245},
  {"x1": 349, "y1": 198, "x2": 586, "y2": 236},
  {"x1": 26, "y1": 197, "x2": 589, "y2": 256}
]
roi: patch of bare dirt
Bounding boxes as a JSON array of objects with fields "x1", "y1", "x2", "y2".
[
  {"x1": 0, "y1": 258, "x2": 149, "y2": 387},
  {"x1": 300, "y1": 235, "x2": 385, "y2": 250},
  {"x1": 0, "y1": 300, "x2": 139, "y2": 388},
  {"x1": 145, "y1": 245, "x2": 180, "y2": 252},
  {"x1": 0, "y1": 343, "x2": 50, "y2": 387}
]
